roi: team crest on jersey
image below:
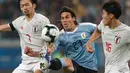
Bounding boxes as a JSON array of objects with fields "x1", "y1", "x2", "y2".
[
  {"x1": 32, "y1": 25, "x2": 38, "y2": 32},
  {"x1": 114, "y1": 35, "x2": 121, "y2": 44},
  {"x1": 81, "y1": 32, "x2": 86, "y2": 39}
]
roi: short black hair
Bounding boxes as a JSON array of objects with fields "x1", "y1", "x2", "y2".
[
  {"x1": 103, "y1": 0, "x2": 121, "y2": 19},
  {"x1": 60, "y1": 6, "x2": 76, "y2": 19},
  {"x1": 18, "y1": 0, "x2": 38, "y2": 5}
]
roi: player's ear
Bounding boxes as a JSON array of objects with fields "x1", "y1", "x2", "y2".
[
  {"x1": 109, "y1": 14, "x2": 114, "y2": 19},
  {"x1": 33, "y1": 4, "x2": 36, "y2": 9},
  {"x1": 72, "y1": 17, "x2": 76, "y2": 21}
]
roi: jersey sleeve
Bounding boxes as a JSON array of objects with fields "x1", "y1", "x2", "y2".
[
  {"x1": 126, "y1": 29, "x2": 130, "y2": 44},
  {"x1": 37, "y1": 14, "x2": 50, "y2": 28},
  {"x1": 41, "y1": 18, "x2": 50, "y2": 28},
  {"x1": 98, "y1": 20, "x2": 104, "y2": 32},
  {"x1": 8, "y1": 23, "x2": 15, "y2": 31},
  {"x1": 43, "y1": 17, "x2": 50, "y2": 25},
  {"x1": 11, "y1": 16, "x2": 24, "y2": 31},
  {"x1": 127, "y1": 33, "x2": 130, "y2": 50}
]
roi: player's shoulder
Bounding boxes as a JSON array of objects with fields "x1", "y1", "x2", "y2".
[
  {"x1": 121, "y1": 24, "x2": 130, "y2": 37},
  {"x1": 36, "y1": 13, "x2": 49, "y2": 20},
  {"x1": 79, "y1": 22, "x2": 97, "y2": 27},
  {"x1": 78, "y1": 22, "x2": 97, "y2": 30},
  {"x1": 122, "y1": 23, "x2": 130, "y2": 31},
  {"x1": 14, "y1": 15, "x2": 25, "y2": 22},
  {"x1": 35, "y1": 13, "x2": 50, "y2": 24}
]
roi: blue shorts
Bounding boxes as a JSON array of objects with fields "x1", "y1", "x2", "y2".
[{"x1": 72, "y1": 60, "x2": 97, "y2": 73}]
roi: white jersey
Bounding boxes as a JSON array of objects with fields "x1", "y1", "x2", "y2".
[
  {"x1": 10, "y1": 13, "x2": 50, "y2": 64},
  {"x1": 98, "y1": 21, "x2": 130, "y2": 73}
]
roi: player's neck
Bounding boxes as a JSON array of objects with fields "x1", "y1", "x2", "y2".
[
  {"x1": 65, "y1": 24, "x2": 77, "y2": 32},
  {"x1": 70, "y1": 24, "x2": 77, "y2": 32},
  {"x1": 26, "y1": 12, "x2": 35, "y2": 22},
  {"x1": 109, "y1": 19, "x2": 120, "y2": 29}
]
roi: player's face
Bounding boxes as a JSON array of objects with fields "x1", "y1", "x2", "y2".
[
  {"x1": 20, "y1": 0, "x2": 36, "y2": 16},
  {"x1": 102, "y1": 10, "x2": 112, "y2": 26},
  {"x1": 61, "y1": 12, "x2": 76, "y2": 31}
]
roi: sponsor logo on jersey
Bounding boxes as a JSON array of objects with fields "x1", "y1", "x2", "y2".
[
  {"x1": 114, "y1": 35, "x2": 121, "y2": 44},
  {"x1": 32, "y1": 25, "x2": 38, "y2": 32},
  {"x1": 81, "y1": 32, "x2": 86, "y2": 39}
]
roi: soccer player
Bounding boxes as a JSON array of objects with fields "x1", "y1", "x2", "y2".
[
  {"x1": 0, "y1": 0, "x2": 50, "y2": 73},
  {"x1": 86, "y1": 1, "x2": 130, "y2": 73},
  {"x1": 25, "y1": 6, "x2": 99, "y2": 73},
  {"x1": 49, "y1": 6, "x2": 98, "y2": 73}
]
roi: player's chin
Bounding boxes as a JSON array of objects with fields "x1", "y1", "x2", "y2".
[
  {"x1": 64, "y1": 27, "x2": 69, "y2": 31},
  {"x1": 102, "y1": 22, "x2": 107, "y2": 26},
  {"x1": 23, "y1": 13, "x2": 30, "y2": 16},
  {"x1": 102, "y1": 20, "x2": 109, "y2": 26}
]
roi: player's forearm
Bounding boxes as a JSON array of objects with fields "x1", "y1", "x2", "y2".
[
  {"x1": 0, "y1": 24, "x2": 11, "y2": 32},
  {"x1": 48, "y1": 43, "x2": 56, "y2": 55},
  {"x1": 26, "y1": 51, "x2": 40, "y2": 57},
  {"x1": 88, "y1": 28, "x2": 101, "y2": 44},
  {"x1": 33, "y1": 51, "x2": 40, "y2": 57}
]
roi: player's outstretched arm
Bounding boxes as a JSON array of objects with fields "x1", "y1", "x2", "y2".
[
  {"x1": 0, "y1": 24, "x2": 12, "y2": 32},
  {"x1": 24, "y1": 46, "x2": 40, "y2": 57},
  {"x1": 24, "y1": 44, "x2": 56, "y2": 57},
  {"x1": 47, "y1": 42, "x2": 57, "y2": 55},
  {"x1": 86, "y1": 28, "x2": 101, "y2": 53}
]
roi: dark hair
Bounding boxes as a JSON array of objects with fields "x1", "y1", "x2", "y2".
[
  {"x1": 103, "y1": 0, "x2": 121, "y2": 19},
  {"x1": 18, "y1": 0, "x2": 37, "y2": 5},
  {"x1": 60, "y1": 6, "x2": 78, "y2": 25}
]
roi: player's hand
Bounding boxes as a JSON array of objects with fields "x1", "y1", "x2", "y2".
[
  {"x1": 65, "y1": 58, "x2": 73, "y2": 67},
  {"x1": 86, "y1": 42, "x2": 94, "y2": 53},
  {"x1": 24, "y1": 46, "x2": 40, "y2": 57},
  {"x1": 47, "y1": 43, "x2": 56, "y2": 55},
  {"x1": 48, "y1": 47, "x2": 53, "y2": 55},
  {"x1": 24, "y1": 46, "x2": 30, "y2": 54}
]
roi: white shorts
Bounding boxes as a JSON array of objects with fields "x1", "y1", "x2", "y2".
[
  {"x1": 105, "y1": 64, "x2": 130, "y2": 73},
  {"x1": 12, "y1": 62, "x2": 49, "y2": 73}
]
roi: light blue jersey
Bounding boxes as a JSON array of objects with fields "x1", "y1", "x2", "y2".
[{"x1": 55, "y1": 22, "x2": 98, "y2": 71}]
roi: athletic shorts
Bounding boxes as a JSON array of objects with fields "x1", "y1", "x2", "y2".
[
  {"x1": 12, "y1": 62, "x2": 49, "y2": 73},
  {"x1": 72, "y1": 60, "x2": 97, "y2": 73}
]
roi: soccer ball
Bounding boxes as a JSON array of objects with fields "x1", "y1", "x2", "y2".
[{"x1": 41, "y1": 24, "x2": 59, "y2": 42}]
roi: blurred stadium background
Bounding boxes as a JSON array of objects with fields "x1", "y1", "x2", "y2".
[{"x1": 0, "y1": 0, "x2": 130, "y2": 73}]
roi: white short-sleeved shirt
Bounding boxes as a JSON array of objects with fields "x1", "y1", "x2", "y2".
[
  {"x1": 9, "y1": 13, "x2": 50, "y2": 64},
  {"x1": 98, "y1": 21, "x2": 130, "y2": 72}
]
